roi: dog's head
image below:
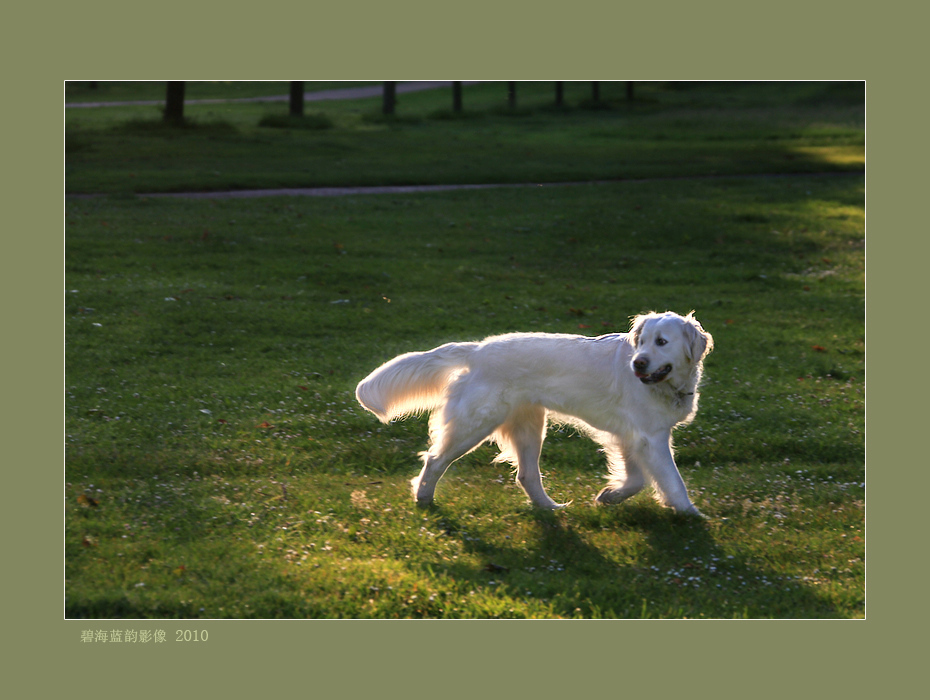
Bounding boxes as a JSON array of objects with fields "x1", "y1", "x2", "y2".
[{"x1": 629, "y1": 311, "x2": 714, "y2": 385}]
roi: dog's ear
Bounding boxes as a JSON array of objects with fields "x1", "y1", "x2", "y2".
[
  {"x1": 683, "y1": 312, "x2": 714, "y2": 362},
  {"x1": 629, "y1": 314, "x2": 648, "y2": 347}
]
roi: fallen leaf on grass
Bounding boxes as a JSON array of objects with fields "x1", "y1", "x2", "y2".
[
  {"x1": 257, "y1": 421, "x2": 275, "y2": 429},
  {"x1": 812, "y1": 345, "x2": 827, "y2": 352},
  {"x1": 77, "y1": 494, "x2": 99, "y2": 508}
]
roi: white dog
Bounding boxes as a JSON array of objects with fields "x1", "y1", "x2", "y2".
[{"x1": 355, "y1": 311, "x2": 713, "y2": 516}]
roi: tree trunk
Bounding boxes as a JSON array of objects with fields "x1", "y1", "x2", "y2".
[
  {"x1": 382, "y1": 82, "x2": 396, "y2": 115},
  {"x1": 555, "y1": 81, "x2": 564, "y2": 106},
  {"x1": 508, "y1": 82, "x2": 516, "y2": 109},
  {"x1": 164, "y1": 81, "x2": 186, "y2": 123},
  {"x1": 626, "y1": 81, "x2": 634, "y2": 101},
  {"x1": 452, "y1": 81, "x2": 462, "y2": 113},
  {"x1": 289, "y1": 81, "x2": 304, "y2": 117},
  {"x1": 591, "y1": 81, "x2": 600, "y2": 102}
]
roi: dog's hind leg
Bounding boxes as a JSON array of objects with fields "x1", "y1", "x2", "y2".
[
  {"x1": 497, "y1": 405, "x2": 566, "y2": 509},
  {"x1": 411, "y1": 393, "x2": 504, "y2": 506},
  {"x1": 412, "y1": 451, "x2": 462, "y2": 507}
]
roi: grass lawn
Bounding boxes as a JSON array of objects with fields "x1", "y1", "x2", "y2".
[
  {"x1": 65, "y1": 169, "x2": 864, "y2": 617},
  {"x1": 65, "y1": 81, "x2": 864, "y2": 195}
]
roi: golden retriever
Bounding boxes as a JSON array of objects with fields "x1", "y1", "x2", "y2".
[{"x1": 356, "y1": 311, "x2": 713, "y2": 516}]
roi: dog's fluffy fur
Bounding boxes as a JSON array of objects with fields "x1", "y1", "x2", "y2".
[{"x1": 355, "y1": 311, "x2": 713, "y2": 515}]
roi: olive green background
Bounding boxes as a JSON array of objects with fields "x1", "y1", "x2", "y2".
[{"x1": 11, "y1": 0, "x2": 913, "y2": 696}]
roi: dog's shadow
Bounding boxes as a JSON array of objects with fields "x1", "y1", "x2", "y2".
[{"x1": 420, "y1": 503, "x2": 841, "y2": 618}]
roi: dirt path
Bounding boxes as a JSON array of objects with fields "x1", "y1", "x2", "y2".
[{"x1": 65, "y1": 81, "x2": 483, "y2": 109}]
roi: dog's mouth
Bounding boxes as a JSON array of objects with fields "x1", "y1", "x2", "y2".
[{"x1": 635, "y1": 364, "x2": 672, "y2": 384}]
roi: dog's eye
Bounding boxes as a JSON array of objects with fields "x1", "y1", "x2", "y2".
[{"x1": 656, "y1": 337, "x2": 668, "y2": 346}]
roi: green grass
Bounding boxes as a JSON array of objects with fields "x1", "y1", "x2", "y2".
[
  {"x1": 65, "y1": 172, "x2": 864, "y2": 618},
  {"x1": 65, "y1": 81, "x2": 864, "y2": 195}
]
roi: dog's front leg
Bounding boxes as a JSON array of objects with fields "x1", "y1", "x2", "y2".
[
  {"x1": 641, "y1": 434, "x2": 703, "y2": 517},
  {"x1": 595, "y1": 463, "x2": 645, "y2": 506}
]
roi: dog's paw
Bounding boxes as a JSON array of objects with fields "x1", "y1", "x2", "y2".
[
  {"x1": 411, "y1": 487, "x2": 434, "y2": 508},
  {"x1": 594, "y1": 486, "x2": 634, "y2": 506},
  {"x1": 410, "y1": 476, "x2": 435, "y2": 506},
  {"x1": 530, "y1": 496, "x2": 571, "y2": 510},
  {"x1": 674, "y1": 504, "x2": 707, "y2": 519}
]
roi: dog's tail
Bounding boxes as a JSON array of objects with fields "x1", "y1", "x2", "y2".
[{"x1": 356, "y1": 342, "x2": 479, "y2": 422}]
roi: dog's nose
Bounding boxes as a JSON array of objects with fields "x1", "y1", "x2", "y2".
[{"x1": 633, "y1": 357, "x2": 649, "y2": 373}]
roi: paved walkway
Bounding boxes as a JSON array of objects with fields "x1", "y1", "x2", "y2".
[
  {"x1": 65, "y1": 81, "x2": 483, "y2": 109},
  {"x1": 66, "y1": 172, "x2": 863, "y2": 201},
  {"x1": 134, "y1": 182, "x2": 571, "y2": 200}
]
